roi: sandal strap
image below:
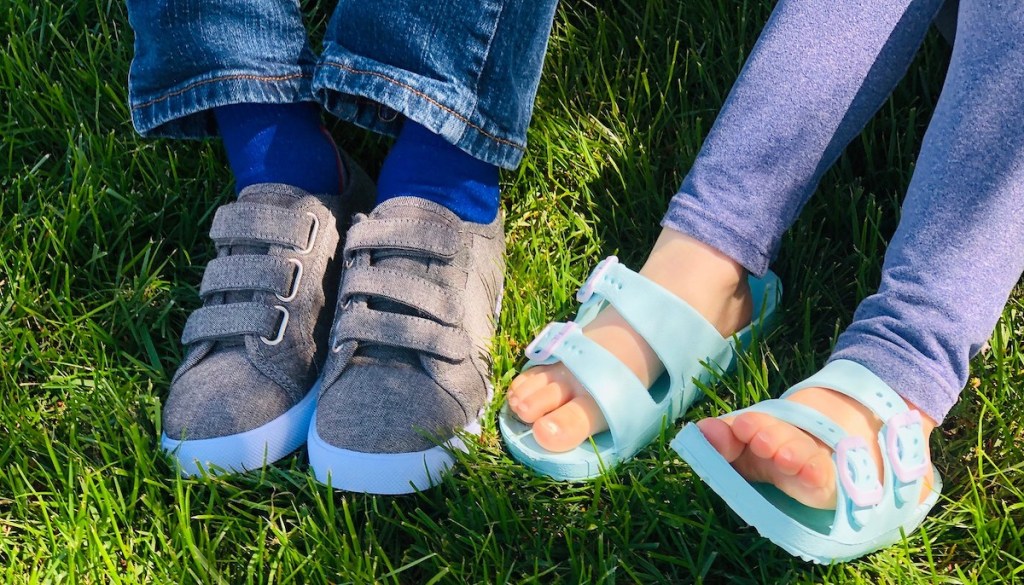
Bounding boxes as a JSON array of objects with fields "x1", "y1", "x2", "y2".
[
  {"x1": 782, "y1": 360, "x2": 907, "y2": 421},
  {"x1": 749, "y1": 360, "x2": 931, "y2": 529},
  {"x1": 526, "y1": 322, "x2": 662, "y2": 449},
  {"x1": 340, "y1": 265, "x2": 462, "y2": 325},
  {"x1": 733, "y1": 396, "x2": 891, "y2": 524},
  {"x1": 576, "y1": 258, "x2": 731, "y2": 417},
  {"x1": 209, "y1": 202, "x2": 316, "y2": 249},
  {"x1": 343, "y1": 218, "x2": 459, "y2": 259},
  {"x1": 181, "y1": 302, "x2": 283, "y2": 345},
  {"x1": 333, "y1": 305, "x2": 468, "y2": 361},
  {"x1": 785, "y1": 360, "x2": 931, "y2": 488},
  {"x1": 199, "y1": 255, "x2": 295, "y2": 298},
  {"x1": 733, "y1": 399, "x2": 846, "y2": 449}
]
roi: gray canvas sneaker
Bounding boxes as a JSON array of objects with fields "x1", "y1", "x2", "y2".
[
  {"x1": 161, "y1": 157, "x2": 375, "y2": 476},
  {"x1": 308, "y1": 196, "x2": 505, "y2": 494}
]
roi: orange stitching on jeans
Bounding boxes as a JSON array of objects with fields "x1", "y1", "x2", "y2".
[
  {"x1": 131, "y1": 73, "x2": 310, "y2": 110},
  {"x1": 322, "y1": 62, "x2": 525, "y2": 151}
]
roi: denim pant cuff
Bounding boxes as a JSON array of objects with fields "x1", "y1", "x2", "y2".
[
  {"x1": 828, "y1": 333, "x2": 960, "y2": 424},
  {"x1": 314, "y1": 43, "x2": 526, "y2": 170},
  {"x1": 660, "y1": 194, "x2": 774, "y2": 277},
  {"x1": 129, "y1": 70, "x2": 316, "y2": 139}
]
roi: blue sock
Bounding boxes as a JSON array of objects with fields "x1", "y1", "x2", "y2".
[
  {"x1": 376, "y1": 121, "x2": 500, "y2": 223},
  {"x1": 214, "y1": 102, "x2": 344, "y2": 195}
]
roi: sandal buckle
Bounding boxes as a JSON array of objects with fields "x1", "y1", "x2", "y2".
[
  {"x1": 885, "y1": 410, "x2": 929, "y2": 483},
  {"x1": 576, "y1": 256, "x2": 619, "y2": 303},
  {"x1": 524, "y1": 322, "x2": 579, "y2": 362},
  {"x1": 836, "y1": 436, "x2": 884, "y2": 508}
]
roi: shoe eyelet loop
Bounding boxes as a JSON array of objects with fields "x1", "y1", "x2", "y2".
[
  {"x1": 275, "y1": 258, "x2": 304, "y2": 302},
  {"x1": 260, "y1": 305, "x2": 290, "y2": 346},
  {"x1": 297, "y1": 212, "x2": 319, "y2": 255}
]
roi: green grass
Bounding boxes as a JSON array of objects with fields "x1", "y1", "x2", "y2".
[{"x1": 2, "y1": 0, "x2": 1023, "y2": 582}]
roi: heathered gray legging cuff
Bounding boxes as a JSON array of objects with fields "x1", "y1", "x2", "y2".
[{"x1": 662, "y1": 0, "x2": 1024, "y2": 422}]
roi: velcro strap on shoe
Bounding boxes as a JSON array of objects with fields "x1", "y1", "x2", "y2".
[
  {"x1": 340, "y1": 266, "x2": 462, "y2": 325},
  {"x1": 181, "y1": 302, "x2": 282, "y2": 345},
  {"x1": 333, "y1": 306, "x2": 467, "y2": 361},
  {"x1": 210, "y1": 202, "x2": 315, "y2": 249},
  {"x1": 199, "y1": 256, "x2": 294, "y2": 298},
  {"x1": 344, "y1": 218, "x2": 459, "y2": 259}
]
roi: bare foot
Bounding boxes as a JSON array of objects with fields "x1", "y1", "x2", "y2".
[
  {"x1": 506, "y1": 228, "x2": 753, "y2": 452},
  {"x1": 696, "y1": 388, "x2": 936, "y2": 509}
]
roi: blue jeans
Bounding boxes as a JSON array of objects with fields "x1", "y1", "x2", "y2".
[
  {"x1": 126, "y1": 0, "x2": 559, "y2": 169},
  {"x1": 663, "y1": 0, "x2": 1024, "y2": 422}
]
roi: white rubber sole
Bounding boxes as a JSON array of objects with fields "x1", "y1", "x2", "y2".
[
  {"x1": 161, "y1": 383, "x2": 318, "y2": 477},
  {"x1": 307, "y1": 388, "x2": 490, "y2": 495}
]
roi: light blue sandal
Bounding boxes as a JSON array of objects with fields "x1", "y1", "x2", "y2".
[
  {"x1": 671, "y1": 359, "x2": 942, "y2": 564},
  {"x1": 499, "y1": 256, "x2": 782, "y2": 481}
]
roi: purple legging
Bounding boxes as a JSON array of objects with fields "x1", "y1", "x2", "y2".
[{"x1": 662, "y1": 0, "x2": 1024, "y2": 422}]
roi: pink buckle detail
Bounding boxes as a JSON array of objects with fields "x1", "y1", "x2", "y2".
[
  {"x1": 524, "y1": 322, "x2": 579, "y2": 362},
  {"x1": 886, "y1": 410, "x2": 930, "y2": 483},
  {"x1": 836, "y1": 436, "x2": 884, "y2": 508},
  {"x1": 576, "y1": 256, "x2": 619, "y2": 303}
]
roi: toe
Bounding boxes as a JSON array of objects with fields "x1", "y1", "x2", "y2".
[
  {"x1": 724, "y1": 411, "x2": 841, "y2": 509},
  {"x1": 507, "y1": 366, "x2": 552, "y2": 403},
  {"x1": 507, "y1": 366, "x2": 579, "y2": 423},
  {"x1": 797, "y1": 451, "x2": 835, "y2": 491},
  {"x1": 532, "y1": 395, "x2": 607, "y2": 453},
  {"x1": 507, "y1": 366, "x2": 556, "y2": 411},
  {"x1": 772, "y1": 434, "x2": 823, "y2": 477},
  {"x1": 728, "y1": 412, "x2": 775, "y2": 444},
  {"x1": 731, "y1": 413, "x2": 793, "y2": 460},
  {"x1": 511, "y1": 380, "x2": 576, "y2": 424},
  {"x1": 696, "y1": 417, "x2": 746, "y2": 462}
]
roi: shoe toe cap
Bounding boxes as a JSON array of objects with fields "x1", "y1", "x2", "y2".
[
  {"x1": 315, "y1": 359, "x2": 469, "y2": 454},
  {"x1": 163, "y1": 348, "x2": 294, "y2": 441}
]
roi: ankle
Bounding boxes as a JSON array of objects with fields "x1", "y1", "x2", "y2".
[
  {"x1": 638, "y1": 228, "x2": 751, "y2": 336},
  {"x1": 215, "y1": 102, "x2": 344, "y2": 195},
  {"x1": 377, "y1": 120, "x2": 500, "y2": 223},
  {"x1": 641, "y1": 228, "x2": 747, "y2": 290},
  {"x1": 904, "y1": 398, "x2": 938, "y2": 433}
]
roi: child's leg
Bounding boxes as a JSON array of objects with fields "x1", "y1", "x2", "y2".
[
  {"x1": 313, "y1": 0, "x2": 556, "y2": 172},
  {"x1": 700, "y1": 0, "x2": 1024, "y2": 508},
  {"x1": 126, "y1": 0, "x2": 315, "y2": 140},
  {"x1": 306, "y1": 0, "x2": 559, "y2": 492},
  {"x1": 508, "y1": 0, "x2": 946, "y2": 452},
  {"x1": 214, "y1": 102, "x2": 345, "y2": 196},
  {"x1": 126, "y1": 0, "x2": 370, "y2": 472},
  {"x1": 129, "y1": 2, "x2": 347, "y2": 196}
]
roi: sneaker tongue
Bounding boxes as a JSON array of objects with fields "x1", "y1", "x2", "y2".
[{"x1": 216, "y1": 184, "x2": 311, "y2": 347}]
